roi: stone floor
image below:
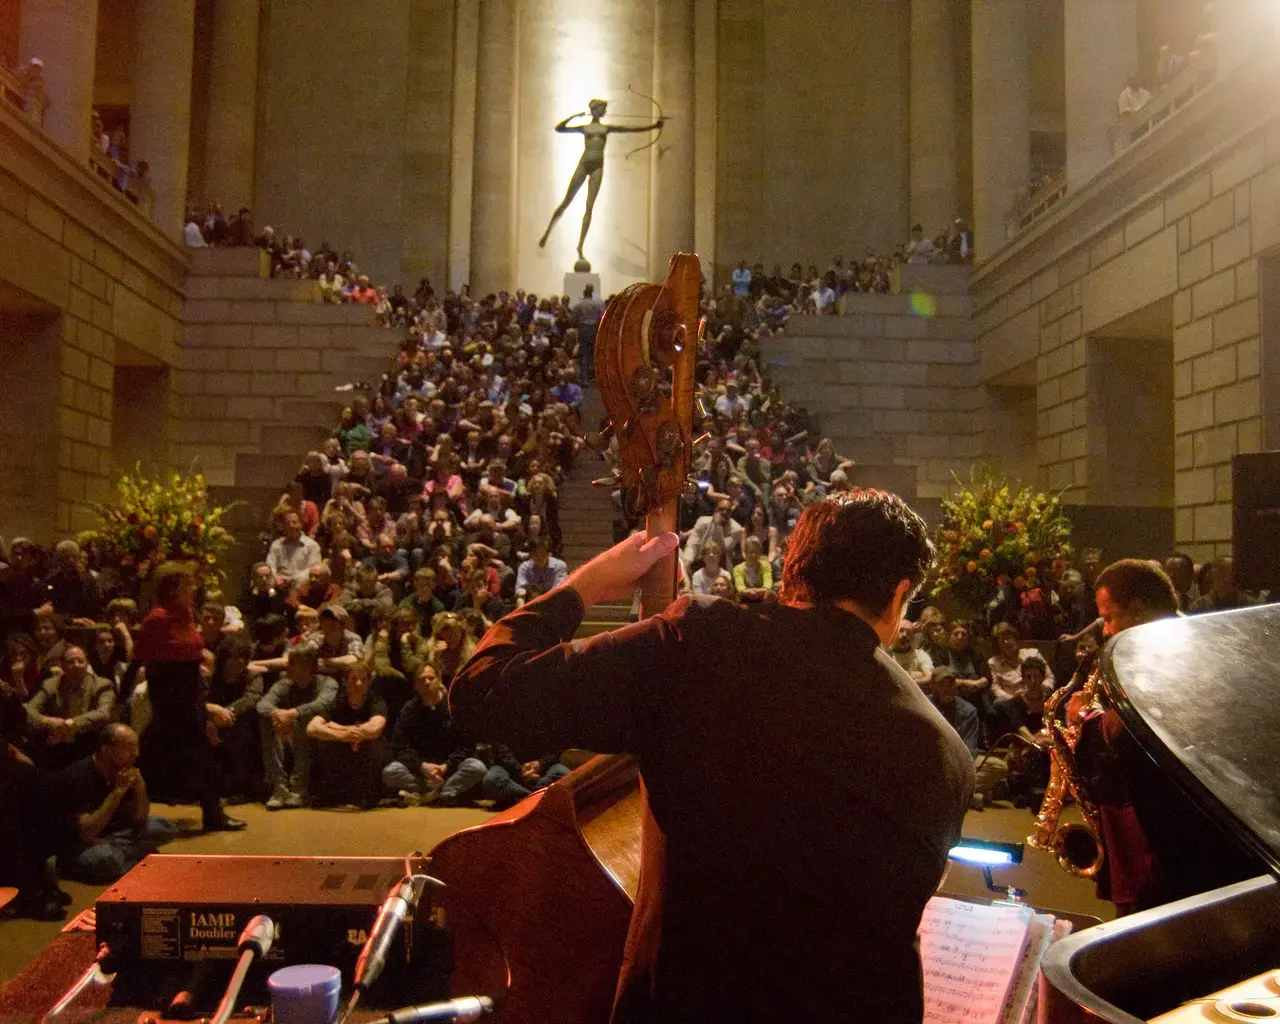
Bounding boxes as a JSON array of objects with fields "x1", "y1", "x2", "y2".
[{"x1": 0, "y1": 799, "x2": 1111, "y2": 985}]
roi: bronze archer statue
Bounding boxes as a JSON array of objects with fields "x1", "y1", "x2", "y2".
[{"x1": 538, "y1": 98, "x2": 665, "y2": 263}]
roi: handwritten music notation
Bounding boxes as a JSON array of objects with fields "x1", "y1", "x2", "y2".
[{"x1": 920, "y1": 898, "x2": 1034, "y2": 1024}]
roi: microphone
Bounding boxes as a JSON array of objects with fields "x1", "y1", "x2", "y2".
[
  {"x1": 209, "y1": 915, "x2": 276, "y2": 1024},
  {"x1": 371, "y1": 995, "x2": 495, "y2": 1024},
  {"x1": 340, "y1": 875, "x2": 419, "y2": 1024}
]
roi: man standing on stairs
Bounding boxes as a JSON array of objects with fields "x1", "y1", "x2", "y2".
[{"x1": 571, "y1": 284, "x2": 604, "y2": 385}]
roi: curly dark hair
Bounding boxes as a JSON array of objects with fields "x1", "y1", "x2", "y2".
[
  {"x1": 780, "y1": 490, "x2": 933, "y2": 614},
  {"x1": 1095, "y1": 558, "x2": 1178, "y2": 616}
]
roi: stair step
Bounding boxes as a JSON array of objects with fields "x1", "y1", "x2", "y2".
[{"x1": 260, "y1": 424, "x2": 332, "y2": 456}]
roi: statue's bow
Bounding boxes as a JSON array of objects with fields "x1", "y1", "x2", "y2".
[{"x1": 623, "y1": 84, "x2": 665, "y2": 160}]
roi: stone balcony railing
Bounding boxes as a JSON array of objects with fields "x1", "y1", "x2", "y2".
[{"x1": 1109, "y1": 57, "x2": 1217, "y2": 159}]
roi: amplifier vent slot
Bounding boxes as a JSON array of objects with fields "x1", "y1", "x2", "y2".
[{"x1": 321, "y1": 874, "x2": 345, "y2": 890}]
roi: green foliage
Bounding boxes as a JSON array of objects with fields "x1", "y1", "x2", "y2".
[
  {"x1": 76, "y1": 466, "x2": 238, "y2": 584},
  {"x1": 930, "y1": 466, "x2": 1074, "y2": 617}
]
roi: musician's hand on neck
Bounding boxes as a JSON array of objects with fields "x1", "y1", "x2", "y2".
[{"x1": 566, "y1": 532, "x2": 680, "y2": 608}]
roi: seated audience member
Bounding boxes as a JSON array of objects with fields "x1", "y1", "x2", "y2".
[
  {"x1": 1163, "y1": 551, "x2": 1198, "y2": 613},
  {"x1": 1, "y1": 690, "x2": 67, "y2": 920},
  {"x1": 306, "y1": 663, "x2": 390, "y2": 808},
  {"x1": 257, "y1": 647, "x2": 338, "y2": 810},
  {"x1": 382, "y1": 665, "x2": 456, "y2": 805},
  {"x1": 296, "y1": 451, "x2": 335, "y2": 506},
  {"x1": 340, "y1": 563, "x2": 396, "y2": 637},
  {"x1": 986, "y1": 622, "x2": 1054, "y2": 707},
  {"x1": 25, "y1": 645, "x2": 115, "y2": 770},
  {"x1": 3, "y1": 632, "x2": 43, "y2": 699},
  {"x1": 55, "y1": 723, "x2": 177, "y2": 883},
  {"x1": 929, "y1": 668, "x2": 1006, "y2": 810},
  {"x1": 482, "y1": 749, "x2": 571, "y2": 811},
  {"x1": 365, "y1": 534, "x2": 411, "y2": 594},
  {"x1": 435, "y1": 740, "x2": 524, "y2": 807},
  {"x1": 514, "y1": 539, "x2": 568, "y2": 606},
  {"x1": 945, "y1": 621, "x2": 987, "y2": 697},
  {"x1": 428, "y1": 612, "x2": 476, "y2": 687},
  {"x1": 920, "y1": 619, "x2": 952, "y2": 669},
  {"x1": 400, "y1": 567, "x2": 446, "y2": 631},
  {"x1": 289, "y1": 562, "x2": 343, "y2": 617},
  {"x1": 453, "y1": 568, "x2": 506, "y2": 624},
  {"x1": 267, "y1": 512, "x2": 322, "y2": 589},
  {"x1": 40, "y1": 540, "x2": 104, "y2": 625},
  {"x1": 1190, "y1": 557, "x2": 1254, "y2": 613},
  {"x1": 90, "y1": 623, "x2": 130, "y2": 690},
  {"x1": 240, "y1": 562, "x2": 289, "y2": 627},
  {"x1": 198, "y1": 600, "x2": 230, "y2": 658},
  {"x1": 732, "y1": 535, "x2": 774, "y2": 601},
  {"x1": 997, "y1": 656, "x2": 1051, "y2": 744},
  {"x1": 682, "y1": 500, "x2": 743, "y2": 572},
  {"x1": 691, "y1": 540, "x2": 733, "y2": 596},
  {"x1": 889, "y1": 624, "x2": 933, "y2": 687},
  {"x1": 206, "y1": 638, "x2": 264, "y2": 801},
  {"x1": 272, "y1": 481, "x2": 319, "y2": 537},
  {"x1": 314, "y1": 604, "x2": 364, "y2": 678}
]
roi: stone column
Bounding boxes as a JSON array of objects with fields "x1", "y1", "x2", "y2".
[
  {"x1": 971, "y1": 0, "x2": 1029, "y2": 261},
  {"x1": 19, "y1": 0, "x2": 98, "y2": 161},
  {"x1": 649, "y1": 0, "x2": 696, "y2": 280},
  {"x1": 203, "y1": 0, "x2": 259, "y2": 212},
  {"x1": 1064, "y1": 0, "x2": 1135, "y2": 190},
  {"x1": 469, "y1": 0, "x2": 518, "y2": 295},
  {"x1": 909, "y1": 0, "x2": 959, "y2": 235},
  {"x1": 131, "y1": 0, "x2": 196, "y2": 236}
]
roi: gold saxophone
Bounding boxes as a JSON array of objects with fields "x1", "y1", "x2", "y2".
[{"x1": 1027, "y1": 665, "x2": 1106, "y2": 878}]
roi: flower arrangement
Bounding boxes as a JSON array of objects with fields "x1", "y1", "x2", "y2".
[
  {"x1": 930, "y1": 467, "x2": 1074, "y2": 620},
  {"x1": 77, "y1": 466, "x2": 238, "y2": 587}
]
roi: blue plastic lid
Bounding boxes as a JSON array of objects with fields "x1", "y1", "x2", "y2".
[{"x1": 267, "y1": 964, "x2": 342, "y2": 998}]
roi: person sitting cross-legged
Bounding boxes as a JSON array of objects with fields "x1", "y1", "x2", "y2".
[
  {"x1": 434, "y1": 740, "x2": 524, "y2": 808},
  {"x1": 305, "y1": 663, "x2": 391, "y2": 809},
  {"x1": 731, "y1": 535, "x2": 774, "y2": 602},
  {"x1": 381, "y1": 664, "x2": 457, "y2": 806},
  {"x1": 257, "y1": 646, "x2": 338, "y2": 810},
  {"x1": 54, "y1": 723, "x2": 178, "y2": 883},
  {"x1": 482, "y1": 749, "x2": 571, "y2": 811},
  {"x1": 205, "y1": 637, "x2": 264, "y2": 802}
]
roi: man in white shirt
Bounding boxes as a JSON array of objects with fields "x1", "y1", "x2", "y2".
[
  {"x1": 183, "y1": 215, "x2": 206, "y2": 248},
  {"x1": 904, "y1": 224, "x2": 935, "y2": 264},
  {"x1": 266, "y1": 513, "x2": 322, "y2": 589},
  {"x1": 681, "y1": 500, "x2": 743, "y2": 572},
  {"x1": 1117, "y1": 75, "x2": 1152, "y2": 116},
  {"x1": 713, "y1": 380, "x2": 749, "y2": 420}
]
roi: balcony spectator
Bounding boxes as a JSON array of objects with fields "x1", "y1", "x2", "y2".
[
  {"x1": 184, "y1": 212, "x2": 207, "y2": 247},
  {"x1": 1117, "y1": 74, "x2": 1152, "y2": 116},
  {"x1": 732, "y1": 259, "x2": 752, "y2": 297}
]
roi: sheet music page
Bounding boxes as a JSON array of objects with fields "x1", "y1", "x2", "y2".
[
  {"x1": 920, "y1": 898, "x2": 1034, "y2": 1024},
  {"x1": 1000, "y1": 913, "x2": 1056, "y2": 1024}
]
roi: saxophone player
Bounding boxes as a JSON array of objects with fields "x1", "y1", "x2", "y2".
[{"x1": 1074, "y1": 559, "x2": 1260, "y2": 914}]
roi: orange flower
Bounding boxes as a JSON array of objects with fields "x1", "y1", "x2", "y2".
[
  {"x1": 979, "y1": 548, "x2": 992, "y2": 562},
  {"x1": 982, "y1": 519, "x2": 993, "y2": 530},
  {"x1": 966, "y1": 560, "x2": 978, "y2": 574}
]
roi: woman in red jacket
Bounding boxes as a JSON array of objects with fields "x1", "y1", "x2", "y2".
[{"x1": 135, "y1": 563, "x2": 244, "y2": 832}]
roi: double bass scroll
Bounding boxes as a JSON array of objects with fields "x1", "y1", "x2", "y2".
[{"x1": 428, "y1": 254, "x2": 703, "y2": 1024}]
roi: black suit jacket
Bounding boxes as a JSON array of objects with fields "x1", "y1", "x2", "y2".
[{"x1": 450, "y1": 590, "x2": 974, "y2": 1023}]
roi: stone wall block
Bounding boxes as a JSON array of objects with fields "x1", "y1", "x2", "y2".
[
  {"x1": 1236, "y1": 259, "x2": 1259, "y2": 300},
  {"x1": 1175, "y1": 467, "x2": 1214, "y2": 506},
  {"x1": 1089, "y1": 226, "x2": 1124, "y2": 269},
  {"x1": 1236, "y1": 337, "x2": 1260, "y2": 378},
  {"x1": 1124, "y1": 204, "x2": 1165, "y2": 248},
  {"x1": 1193, "y1": 503, "x2": 1231, "y2": 542},
  {"x1": 1212, "y1": 298, "x2": 1258, "y2": 348},
  {"x1": 1174, "y1": 318, "x2": 1213, "y2": 361},
  {"x1": 1178, "y1": 242, "x2": 1212, "y2": 288},
  {"x1": 1192, "y1": 348, "x2": 1236, "y2": 392},
  {"x1": 1212, "y1": 137, "x2": 1265, "y2": 196},
  {"x1": 1190, "y1": 192, "x2": 1235, "y2": 248},
  {"x1": 1212, "y1": 221, "x2": 1251, "y2": 272},
  {"x1": 1214, "y1": 378, "x2": 1260, "y2": 423},
  {"x1": 1175, "y1": 392, "x2": 1214, "y2": 434},
  {"x1": 1191, "y1": 269, "x2": 1235, "y2": 320},
  {"x1": 1164, "y1": 172, "x2": 1211, "y2": 223}
]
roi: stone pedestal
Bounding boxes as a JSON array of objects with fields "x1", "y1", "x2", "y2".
[
  {"x1": 19, "y1": 0, "x2": 98, "y2": 161},
  {"x1": 563, "y1": 272, "x2": 602, "y2": 302}
]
